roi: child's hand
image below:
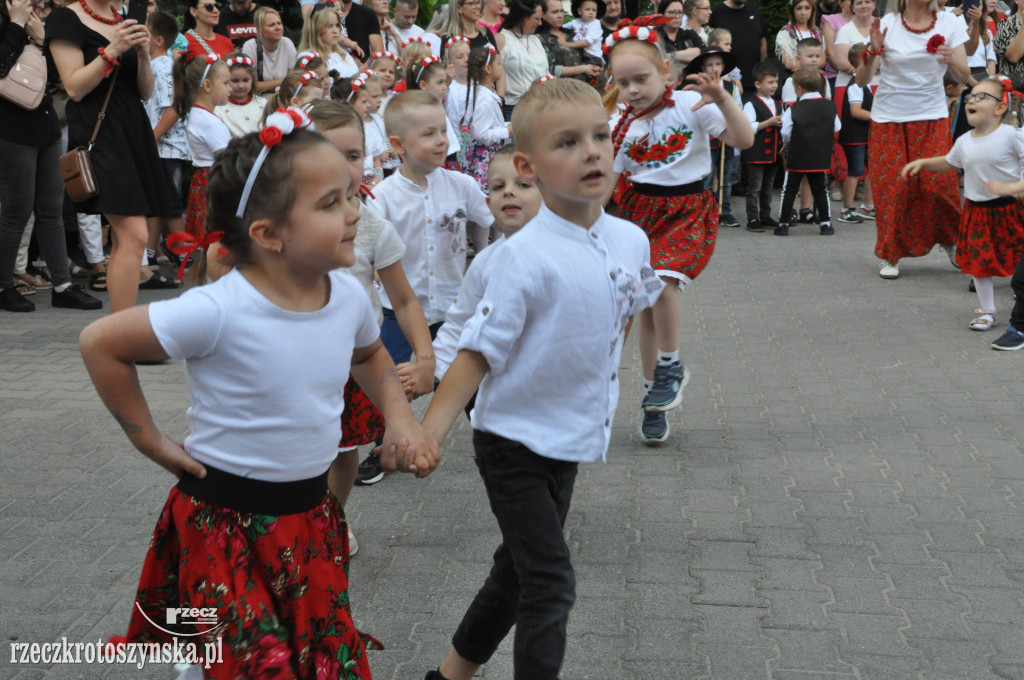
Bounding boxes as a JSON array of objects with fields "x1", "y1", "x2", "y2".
[
  {"x1": 682, "y1": 72, "x2": 728, "y2": 111},
  {"x1": 983, "y1": 180, "x2": 1024, "y2": 199},
  {"x1": 768, "y1": 115, "x2": 782, "y2": 128},
  {"x1": 901, "y1": 159, "x2": 924, "y2": 178},
  {"x1": 377, "y1": 420, "x2": 441, "y2": 477},
  {"x1": 143, "y1": 431, "x2": 207, "y2": 480},
  {"x1": 396, "y1": 359, "x2": 435, "y2": 400}
]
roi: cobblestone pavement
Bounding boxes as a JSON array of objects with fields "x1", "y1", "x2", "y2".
[{"x1": 2, "y1": 216, "x2": 1023, "y2": 680}]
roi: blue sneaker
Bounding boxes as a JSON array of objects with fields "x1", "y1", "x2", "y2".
[
  {"x1": 645, "y1": 361, "x2": 689, "y2": 412},
  {"x1": 991, "y1": 326, "x2": 1024, "y2": 351},
  {"x1": 640, "y1": 399, "x2": 669, "y2": 444}
]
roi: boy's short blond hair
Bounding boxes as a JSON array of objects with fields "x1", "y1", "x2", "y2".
[
  {"x1": 792, "y1": 66, "x2": 821, "y2": 93},
  {"x1": 383, "y1": 90, "x2": 443, "y2": 138},
  {"x1": 511, "y1": 78, "x2": 602, "y2": 152}
]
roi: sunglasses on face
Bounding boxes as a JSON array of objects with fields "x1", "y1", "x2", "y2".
[{"x1": 199, "y1": 2, "x2": 221, "y2": 11}]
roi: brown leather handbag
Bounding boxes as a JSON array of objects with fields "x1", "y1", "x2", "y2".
[{"x1": 59, "y1": 68, "x2": 117, "y2": 202}]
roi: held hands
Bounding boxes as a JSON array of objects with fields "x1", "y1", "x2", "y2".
[{"x1": 375, "y1": 418, "x2": 441, "y2": 478}]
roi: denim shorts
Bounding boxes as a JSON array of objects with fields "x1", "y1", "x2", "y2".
[{"x1": 842, "y1": 144, "x2": 866, "y2": 178}]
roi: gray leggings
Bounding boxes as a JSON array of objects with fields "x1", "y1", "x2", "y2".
[{"x1": 0, "y1": 136, "x2": 71, "y2": 289}]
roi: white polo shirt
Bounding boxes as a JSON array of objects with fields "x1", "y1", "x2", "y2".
[
  {"x1": 459, "y1": 205, "x2": 664, "y2": 463},
  {"x1": 369, "y1": 167, "x2": 493, "y2": 323}
]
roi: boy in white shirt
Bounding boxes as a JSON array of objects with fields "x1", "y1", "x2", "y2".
[
  {"x1": 144, "y1": 11, "x2": 191, "y2": 266},
  {"x1": 566, "y1": 0, "x2": 606, "y2": 66},
  {"x1": 417, "y1": 78, "x2": 662, "y2": 680}
]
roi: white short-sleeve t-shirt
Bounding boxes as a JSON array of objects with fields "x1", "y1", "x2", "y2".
[
  {"x1": 871, "y1": 11, "x2": 968, "y2": 124},
  {"x1": 148, "y1": 269, "x2": 380, "y2": 482},
  {"x1": 945, "y1": 124, "x2": 1024, "y2": 202},
  {"x1": 967, "y1": 37, "x2": 996, "y2": 69},
  {"x1": 613, "y1": 90, "x2": 727, "y2": 186},
  {"x1": 187, "y1": 106, "x2": 232, "y2": 167},
  {"x1": 342, "y1": 202, "x2": 407, "y2": 324},
  {"x1": 834, "y1": 20, "x2": 872, "y2": 88}
]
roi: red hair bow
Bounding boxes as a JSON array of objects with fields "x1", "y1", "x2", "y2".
[{"x1": 166, "y1": 230, "x2": 226, "y2": 282}]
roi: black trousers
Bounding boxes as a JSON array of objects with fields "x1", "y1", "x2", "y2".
[
  {"x1": 1010, "y1": 251, "x2": 1024, "y2": 331},
  {"x1": 780, "y1": 170, "x2": 831, "y2": 226},
  {"x1": 452, "y1": 430, "x2": 578, "y2": 680},
  {"x1": 745, "y1": 162, "x2": 777, "y2": 223}
]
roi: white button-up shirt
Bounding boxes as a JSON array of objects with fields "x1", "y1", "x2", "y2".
[
  {"x1": 459, "y1": 205, "x2": 663, "y2": 463},
  {"x1": 369, "y1": 168, "x2": 493, "y2": 324}
]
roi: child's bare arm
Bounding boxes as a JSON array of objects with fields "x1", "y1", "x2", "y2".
[
  {"x1": 683, "y1": 73, "x2": 754, "y2": 150},
  {"x1": 901, "y1": 156, "x2": 953, "y2": 178},
  {"x1": 420, "y1": 349, "x2": 488, "y2": 445},
  {"x1": 983, "y1": 179, "x2": 1024, "y2": 198},
  {"x1": 79, "y1": 307, "x2": 207, "y2": 479},
  {"x1": 377, "y1": 260, "x2": 436, "y2": 399},
  {"x1": 350, "y1": 339, "x2": 440, "y2": 476},
  {"x1": 849, "y1": 102, "x2": 871, "y2": 121}
]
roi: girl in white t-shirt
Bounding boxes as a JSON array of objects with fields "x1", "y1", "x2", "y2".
[
  {"x1": 81, "y1": 109, "x2": 438, "y2": 679},
  {"x1": 215, "y1": 54, "x2": 267, "y2": 137},
  {"x1": 902, "y1": 77, "x2": 1024, "y2": 331},
  {"x1": 461, "y1": 45, "x2": 511, "y2": 191},
  {"x1": 307, "y1": 99, "x2": 436, "y2": 547},
  {"x1": 173, "y1": 54, "x2": 231, "y2": 240},
  {"x1": 606, "y1": 16, "x2": 753, "y2": 443}
]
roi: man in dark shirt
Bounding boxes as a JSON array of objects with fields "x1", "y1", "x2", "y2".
[
  {"x1": 338, "y1": 0, "x2": 383, "y2": 60},
  {"x1": 215, "y1": 0, "x2": 259, "y2": 49},
  {"x1": 600, "y1": 0, "x2": 622, "y2": 41},
  {"x1": 708, "y1": 0, "x2": 767, "y2": 92}
]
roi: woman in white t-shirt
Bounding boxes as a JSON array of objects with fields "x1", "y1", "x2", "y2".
[
  {"x1": 834, "y1": 0, "x2": 877, "y2": 90},
  {"x1": 856, "y1": 0, "x2": 972, "y2": 280}
]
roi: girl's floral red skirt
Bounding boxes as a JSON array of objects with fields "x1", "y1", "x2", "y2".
[
  {"x1": 340, "y1": 377, "x2": 385, "y2": 449},
  {"x1": 118, "y1": 481, "x2": 380, "y2": 679},
  {"x1": 868, "y1": 119, "x2": 960, "y2": 263},
  {"x1": 612, "y1": 184, "x2": 719, "y2": 282},
  {"x1": 957, "y1": 199, "x2": 1024, "y2": 278},
  {"x1": 185, "y1": 166, "x2": 210, "y2": 238}
]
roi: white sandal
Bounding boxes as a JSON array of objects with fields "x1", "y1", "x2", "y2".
[{"x1": 970, "y1": 309, "x2": 996, "y2": 331}]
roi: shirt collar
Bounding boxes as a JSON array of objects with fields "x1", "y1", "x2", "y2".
[
  {"x1": 395, "y1": 166, "x2": 442, "y2": 191},
  {"x1": 798, "y1": 92, "x2": 823, "y2": 101},
  {"x1": 536, "y1": 203, "x2": 605, "y2": 243}
]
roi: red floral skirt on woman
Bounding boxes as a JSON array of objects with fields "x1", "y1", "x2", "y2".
[
  {"x1": 868, "y1": 119, "x2": 960, "y2": 263},
  {"x1": 957, "y1": 199, "x2": 1024, "y2": 278},
  {"x1": 185, "y1": 167, "x2": 210, "y2": 238},
  {"x1": 612, "y1": 184, "x2": 720, "y2": 283},
  {"x1": 118, "y1": 476, "x2": 381, "y2": 680}
]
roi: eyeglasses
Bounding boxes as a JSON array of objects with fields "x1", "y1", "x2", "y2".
[
  {"x1": 461, "y1": 0, "x2": 482, "y2": 6},
  {"x1": 966, "y1": 91, "x2": 1001, "y2": 103},
  {"x1": 199, "y1": 2, "x2": 221, "y2": 11},
  {"x1": 664, "y1": 10, "x2": 684, "y2": 15}
]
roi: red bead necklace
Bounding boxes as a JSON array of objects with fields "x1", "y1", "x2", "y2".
[
  {"x1": 79, "y1": 0, "x2": 122, "y2": 25},
  {"x1": 900, "y1": 10, "x2": 937, "y2": 34},
  {"x1": 229, "y1": 95, "x2": 253, "y2": 105}
]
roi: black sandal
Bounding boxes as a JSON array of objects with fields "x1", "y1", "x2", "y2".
[
  {"x1": 139, "y1": 273, "x2": 181, "y2": 290},
  {"x1": 88, "y1": 271, "x2": 108, "y2": 292}
]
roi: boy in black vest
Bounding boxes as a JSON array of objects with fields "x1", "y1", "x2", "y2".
[
  {"x1": 775, "y1": 66, "x2": 841, "y2": 237},
  {"x1": 741, "y1": 61, "x2": 782, "y2": 233},
  {"x1": 837, "y1": 43, "x2": 873, "y2": 223}
]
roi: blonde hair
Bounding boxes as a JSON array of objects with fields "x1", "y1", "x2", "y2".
[
  {"x1": 383, "y1": 89, "x2": 443, "y2": 137},
  {"x1": 300, "y1": 7, "x2": 350, "y2": 62},
  {"x1": 511, "y1": 78, "x2": 602, "y2": 151},
  {"x1": 885, "y1": 0, "x2": 940, "y2": 14},
  {"x1": 308, "y1": 99, "x2": 366, "y2": 145},
  {"x1": 253, "y1": 7, "x2": 281, "y2": 36}
]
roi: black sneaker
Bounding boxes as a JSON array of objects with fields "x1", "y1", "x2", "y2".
[
  {"x1": 798, "y1": 209, "x2": 816, "y2": 224},
  {"x1": 991, "y1": 326, "x2": 1024, "y2": 351},
  {"x1": 719, "y1": 213, "x2": 740, "y2": 228},
  {"x1": 761, "y1": 216, "x2": 779, "y2": 228},
  {"x1": 837, "y1": 208, "x2": 863, "y2": 223},
  {"x1": 355, "y1": 452, "x2": 384, "y2": 485},
  {"x1": 790, "y1": 210, "x2": 799, "y2": 223},
  {"x1": 820, "y1": 223, "x2": 835, "y2": 236},
  {"x1": 774, "y1": 224, "x2": 790, "y2": 236},
  {"x1": 746, "y1": 220, "x2": 764, "y2": 233},
  {"x1": 640, "y1": 398, "x2": 670, "y2": 444},
  {"x1": 646, "y1": 361, "x2": 689, "y2": 412},
  {"x1": 0, "y1": 285, "x2": 35, "y2": 312},
  {"x1": 52, "y1": 284, "x2": 102, "y2": 310}
]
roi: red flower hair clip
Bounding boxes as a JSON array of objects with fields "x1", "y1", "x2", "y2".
[
  {"x1": 165, "y1": 230, "x2": 226, "y2": 282},
  {"x1": 926, "y1": 34, "x2": 945, "y2": 54},
  {"x1": 235, "y1": 107, "x2": 314, "y2": 218}
]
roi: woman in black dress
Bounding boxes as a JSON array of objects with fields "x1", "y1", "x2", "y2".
[
  {"x1": 0, "y1": 0, "x2": 100, "y2": 312},
  {"x1": 48, "y1": 0, "x2": 176, "y2": 313}
]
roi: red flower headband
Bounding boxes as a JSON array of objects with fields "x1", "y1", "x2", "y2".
[
  {"x1": 371, "y1": 51, "x2": 402, "y2": 66},
  {"x1": 603, "y1": 15, "x2": 671, "y2": 54},
  {"x1": 225, "y1": 56, "x2": 254, "y2": 68},
  {"x1": 347, "y1": 70, "x2": 375, "y2": 101},
  {"x1": 294, "y1": 70, "x2": 320, "y2": 98},
  {"x1": 445, "y1": 35, "x2": 470, "y2": 48},
  {"x1": 297, "y1": 51, "x2": 321, "y2": 70},
  {"x1": 165, "y1": 230, "x2": 225, "y2": 282},
  {"x1": 196, "y1": 54, "x2": 219, "y2": 83},
  {"x1": 415, "y1": 55, "x2": 442, "y2": 82},
  {"x1": 235, "y1": 107, "x2": 314, "y2": 218}
]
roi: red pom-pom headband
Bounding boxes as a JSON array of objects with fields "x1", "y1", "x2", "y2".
[
  {"x1": 445, "y1": 35, "x2": 470, "y2": 48},
  {"x1": 235, "y1": 107, "x2": 314, "y2": 218},
  {"x1": 402, "y1": 36, "x2": 428, "y2": 47},
  {"x1": 297, "y1": 51, "x2": 321, "y2": 70},
  {"x1": 347, "y1": 70, "x2": 376, "y2": 100},
  {"x1": 200, "y1": 54, "x2": 219, "y2": 83},
  {"x1": 603, "y1": 20, "x2": 666, "y2": 55},
  {"x1": 294, "y1": 70, "x2": 320, "y2": 98},
  {"x1": 225, "y1": 56, "x2": 254, "y2": 68},
  {"x1": 415, "y1": 55, "x2": 442, "y2": 83},
  {"x1": 536, "y1": 74, "x2": 555, "y2": 84},
  {"x1": 370, "y1": 51, "x2": 402, "y2": 66}
]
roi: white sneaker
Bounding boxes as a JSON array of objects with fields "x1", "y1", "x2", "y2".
[
  {"x1": 348, "y1": 527, "x2": 359, "y2": 556},
  {"x1": 879, "y1": 261, "x2": 900, "y2": 279}
]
